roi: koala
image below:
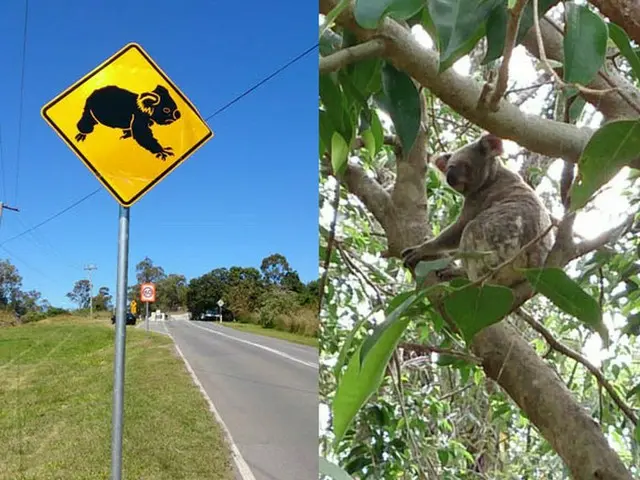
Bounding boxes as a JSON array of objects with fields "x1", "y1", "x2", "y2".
[
  {"x1": 402, "y1": 133, "x2": 553, "y2": 286},
  {"x1": 74, "y1": 84, "x2": 181, "y2": 160}
]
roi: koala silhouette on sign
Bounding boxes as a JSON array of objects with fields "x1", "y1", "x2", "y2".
[{"x1": 74, "y1": 84, "x2": 181, "y2": 160}]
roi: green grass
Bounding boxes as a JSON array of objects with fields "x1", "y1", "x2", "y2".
[
  {"x1": 0, "y1": 317, "x2": 234, "y2": 480},
  {"x1": 221, "y1": 321, "x2": 318, "y2": 347}
]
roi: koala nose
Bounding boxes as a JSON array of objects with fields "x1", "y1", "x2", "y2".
[
  {"x1": 173, "y1": 110, "x2": 181, "y2": 120},
  {"x1": 446, "y1": 169, "x2": 457, "y2": 186}
]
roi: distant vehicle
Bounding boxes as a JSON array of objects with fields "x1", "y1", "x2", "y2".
[
  {"x1": 111, "y1": 313, "x2": 137, "y2": 326},
  {"x1": 200, "y1": 310, "x2": 217, "y2": 321}
]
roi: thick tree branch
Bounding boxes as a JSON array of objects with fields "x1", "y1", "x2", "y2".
[
  {"x1": 588, "y1": 0, "x2": 640, "y2": 47},
  {"x1": 319, "y1": 38, "x2": 385, "y2": 74},
  {"x1": 488, "y1": 0, "x2": 530, "y2": 111},
  {"x1": 320, "y1": 0, "x2": 592, "y2": 163}
]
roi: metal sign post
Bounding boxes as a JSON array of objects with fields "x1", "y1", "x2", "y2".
[
  {"x1": 40, "y1": 42, "x2": 213, "y2": 480},
  {"x1": 146, "y1": 302, "x2": 149, "y2": 333},
  {"x1": 111, "y1": 205, "x2": 130, "y2": 479}
]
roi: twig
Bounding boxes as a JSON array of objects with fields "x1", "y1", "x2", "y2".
[
  {"x1": 488, "y1": 0, "x2": 530, "y2": 111},
  {"x1": 517, "y1": 308, "x2": 638, "y2": 425},
  {"x1": 318, "y1": 181, "x2": 341, "y2": 316},
  {"x1": 391, "y1": 352, "x2": 435, "y2": 479},
  {"x1": 532, "y1": 0, "x2": 618, "y2": 98},
  {"x1": 319, "y1": 38, "x2": 385, "y2": 74},
  {"x1": 399, "y1": 341, "x2": 482, "y2": 364},
  {"x1": 337, "y1": 244, "x2": 390, "y2": 303},
  {"x1": 572, "y1": 214, "x2": 634, "y2": 260},
  {"x1": 505, "y1": 81, "x2": 553, "y2": 95}
]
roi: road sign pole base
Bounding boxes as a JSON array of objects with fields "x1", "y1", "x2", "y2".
[{"x1": 111, "y1": 205, "x2": 130, "y2": 480}]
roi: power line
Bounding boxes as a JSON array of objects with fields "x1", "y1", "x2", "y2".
[
  {"x1": 3, "y1": 43, "x2": 318, "y2": 246},
  {"x1": 204, "y1": 43, "x2": 318, "y2": 120},
  {"x1": 0, "y1": 188, "x2": 101, "y2": 246},
  {"x1": 13, "y1": 0, "x2": 30, "y2": 206}
]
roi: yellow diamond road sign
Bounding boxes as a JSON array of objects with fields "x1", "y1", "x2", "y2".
[{"x1": 41, "y1": 42, "x2": 213, "y2": 207}]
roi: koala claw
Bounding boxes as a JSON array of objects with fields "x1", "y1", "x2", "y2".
[
  {"x1": 75, "y1": 133, "x2": 87, "y2": 142},
  {"x1": 155, "y1": 147, "x2": 175, "y2": 161},
  {"x1": 401, "y1": 246, "x2": 424, "y2": 269}
]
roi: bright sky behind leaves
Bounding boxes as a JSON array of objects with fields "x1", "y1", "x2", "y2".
[{"x1": 0, "y1": 0, "x2": 317, "y2": 308}]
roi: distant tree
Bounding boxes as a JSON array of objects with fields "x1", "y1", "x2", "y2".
[
  {"x1": 0, "y1": 259, "x2": 23, "y2": 308},
  {"x1": 135, "y1": 257, "x2": 166, "y2": 284},
  {"x1": 298, "y1": 279, "x2": 319, "y2": 306},
  {"x1": 67, "y1": 279, "x2": 91, "y2": 309},
  {"x1": 260, "y1": 253, "x2": 292, "y2": 287},
  {"x1": 15, "y1": 289, "x2": 45, "y2": 316},
  {"x1": 186, "y1": 268, "x2": 229, "y2": 319},
  {"x1": 282, "y1": 271, "x2": 304, "y2": 293},
  {"x1": 156, "y1": 274, "x2": 187, "y2": 312},
  {"x1": 93, "y1": 286, "x2": 112, "y2": 311}
]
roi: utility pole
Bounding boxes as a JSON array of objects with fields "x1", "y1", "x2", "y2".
[
  {"x1": 0, "y1": 202, "x2": 20, "y2": 216},
  {"x1": 84, "y1": 264, "x2": 97, "y2": 319}
]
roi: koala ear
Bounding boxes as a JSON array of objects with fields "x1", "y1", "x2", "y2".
[
  {"x1": 479, "y1": 133, "x2": 504, "y2": 157},
  {"x1": 433, "y1": 153, "x2": 451, "y2": 173},
  {"x1": 154, "y1": 85, "x2": 169, "y2": 95},
  {"x1": 137, "y1": 91, "x2": 161, "y2": 114}
]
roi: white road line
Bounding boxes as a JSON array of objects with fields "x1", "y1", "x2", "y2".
[
  {"x1": 183, "y1": 320, "x2": 318, "y2": 369},
  {"x1": 168, "y1": 329, "x2": 257, "y2": 480}
]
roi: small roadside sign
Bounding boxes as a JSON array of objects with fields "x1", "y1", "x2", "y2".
[
  {"x1": 130, "y1": 300, "x2": 137, "y2": 314},
  {"x1": 140, "y1": 283, "x2": 156, "y2": 303},
  {"x1": 41, "y1": 42, "x2": 213, "y2": 207},
  {"x1": 217, "y1": 299, "x2": 224, "y2": 307}
]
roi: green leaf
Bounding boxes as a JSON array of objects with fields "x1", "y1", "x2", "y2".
[
  {"x1": 332, "y1": 297, "x2": 414, "y2": 445},
  {"x1": 380, "y1": 62, "x2": 421, "y2": 153},
  {"x1": 354, "y1": 0, "x2": 425, "y2": 28},
  {"x1": 319, "y1": 456, "x2": 354, "y2": 480},
  {"x1": 444, "y1": 284, "x2": 514, "y2": 343},
  {"x1": 331, "y1": 132, "x2": 349, "y2": 176},
  {"x1": 349, "y1": 57, "x2": 383, "y2": 96},
  {"x1": 319, "y1": 109, "x2": 334, "y2": 157},
  {"x1": 627, "y1": 383, "x2": 640, "y2": 400},
  {"x1": 370, "y1": 110, "x2": 384, "y2": 153},
  {"x1": 567, "y1": 95, "x2": 587, "y2": 123},
  {"x1": 523, "y1": 267, "x2": 609, "y2": 344},
  {"x1": 484, "y1": 0, "x2": 558, "y2": 64},
  {"x1": 361, "y1": 129, "x2": 376, "y2": 158},
  {"x1": 360, "y1": 293, "x2": 421, "y2": 364},
  {"x1": 564, "y1": 3, "x2": 608, "y2": 86},
  {"x1": 415, "y1": 257, "x2": 453, "y2": 285},
  {"x1": 608, "y1": 22, "x2": 640, "y2": 81},
  {"x1": 334, "y1": 312, "x2": 371, "y2": 383},
  {"x1": 635, "y1": 423, "x2": 640, "y2": 444},
  {"x1": 570, "y1": 120, "x2": 640, "y2": 211},
  {"x1": 427, "y1": 0, "x2": 501, "y2": 72}
]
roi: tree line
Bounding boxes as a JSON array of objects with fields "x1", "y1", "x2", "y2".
[
  {"x1": 66, "y1": 253, "x2": 318, "y2": 336},
  {"x1": 0, "y1": 259, "x2": 66, "y2": 324}
]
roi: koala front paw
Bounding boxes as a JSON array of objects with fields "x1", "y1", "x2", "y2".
[
  {"x1": 401, "y1": 245, "x2": 426, "y2": 269},
  {"x1": 155, "y1": 146, "x2": 174, "y2": 161}
]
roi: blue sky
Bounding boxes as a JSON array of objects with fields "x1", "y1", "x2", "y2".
[{"x1": 0, "y1": 1, "x2": 318, "y2": 308}]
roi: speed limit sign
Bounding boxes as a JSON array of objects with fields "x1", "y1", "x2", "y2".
[{"x1": 140, "y1": 283, "x2": 156, "y2": 303}]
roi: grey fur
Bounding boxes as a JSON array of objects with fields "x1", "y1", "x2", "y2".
[{"x1": 402, "y1": 134, "x2": 554, "y2": 286}]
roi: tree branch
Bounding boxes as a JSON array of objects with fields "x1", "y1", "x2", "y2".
[
  {"x1": 319, "y1": 38, "x2": 386, "y2": 74},
  {"x1": 320, "y1": 0, "x2": 592, "y2": 163},
  {"x1": 488, "y1": 0, "x2": 530, "y2": 111},
  {"x1": 517, "y1": 308, "x2": 638, "y2": 425}
]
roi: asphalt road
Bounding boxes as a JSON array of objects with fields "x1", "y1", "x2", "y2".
[{"x1": 144, "y1": 317, "x2": 318, "y2": 480}]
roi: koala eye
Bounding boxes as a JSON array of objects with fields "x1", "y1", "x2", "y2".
[{"x1": 163, "y1": 107, "x2": 171, "y2": 114}]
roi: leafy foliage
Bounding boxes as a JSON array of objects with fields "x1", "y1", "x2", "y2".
[{"x1": 319, "y1": 2, "x2": 640, "y2": 474}]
